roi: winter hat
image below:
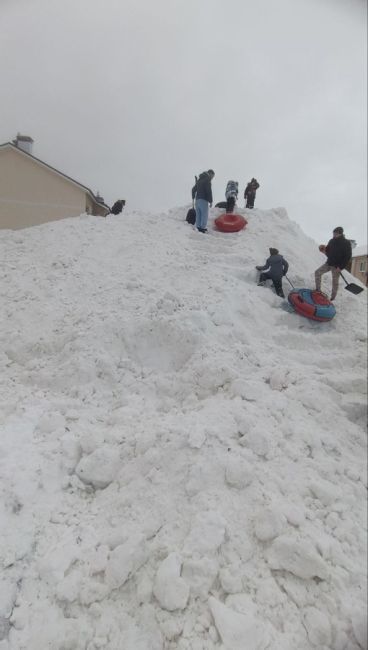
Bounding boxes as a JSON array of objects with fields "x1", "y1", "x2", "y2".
[
  {"x1": 333, "y1": 226, "x2": 344, "y2": 235},
  {"x1": 208, "y1": 169, "x2": 215, "y2": 176},
  {"x1": 269, "y1": 247, "x2": 279, "y2": 255}
]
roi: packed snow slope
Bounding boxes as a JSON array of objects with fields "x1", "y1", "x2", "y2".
[{"x1": 0, "y1": 206, "x2": 367, "y2": 650}]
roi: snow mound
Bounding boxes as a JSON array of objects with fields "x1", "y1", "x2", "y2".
[{"x1": 0, "y1": 206, "x2": 366, "y2": 649}]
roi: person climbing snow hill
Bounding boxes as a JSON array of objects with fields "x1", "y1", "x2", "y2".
[
  {"x1": 244, "y1": 178, "x2": 260, "y2": 209},
  {"x1": 256, "y1": 248, "x2": 289, "y2": 298},
  {"x1": 225, "y1": 180, "x2": 239, "y2": 213}
]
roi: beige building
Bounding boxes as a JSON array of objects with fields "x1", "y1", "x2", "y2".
[
  {"x1": 350, "y1": 244, "x2": 368, "y2": 287},
  {"x1": 0, "y1": 135, "x2": 109, "y2": 229}
]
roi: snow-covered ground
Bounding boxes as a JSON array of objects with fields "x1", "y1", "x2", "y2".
[{"x1": 0, "y1": 206, "x2": 367, "y2": 650}]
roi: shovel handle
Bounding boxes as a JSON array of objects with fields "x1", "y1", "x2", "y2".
[{"x1": 339, "y1": 271, "x2": 349, "y2": 285}]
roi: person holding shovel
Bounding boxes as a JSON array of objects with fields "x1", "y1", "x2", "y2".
[{"x1": 315, "y1": 227, "x2": 352, "y2": 301}]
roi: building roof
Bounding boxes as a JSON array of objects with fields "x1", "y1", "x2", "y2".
[
  {"x1": 352, "y1": 245, "x2": 367, "y2": 258},
  {"x1": 0, "y1": 142, "x2": 109, "y2": 213}
]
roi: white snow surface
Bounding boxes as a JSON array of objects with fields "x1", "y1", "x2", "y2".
[{"x1": 0, "y1": 206, "x2": 367, "y2": 650}]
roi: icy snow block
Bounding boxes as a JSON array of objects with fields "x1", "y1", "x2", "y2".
[
  {"x1": 267, "y1": 536, "x2": 328, "y2": 580},
  {"x1": 75, "y1": 446, "x2": 120, "y2": 489},
  {"x1": 153, "y1": 553, "x2": 189, "y2": 611},
  {"x1": 209, "y1": 597, "x2": 267, "y2": 650},
  {"x1": 105, "y1": 533, "x2": 148, "y2": 590}
]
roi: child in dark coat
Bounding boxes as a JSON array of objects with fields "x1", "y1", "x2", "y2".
[{"x1": 256, "y1": 248, "x2": 289, "y2": 297}]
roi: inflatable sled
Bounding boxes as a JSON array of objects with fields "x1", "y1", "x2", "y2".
[
  {"x1": 288, "y1": 289, "x2": 336, "y2": 322},
  {"x1": 214, "y1": 214, "x2": 247, "y2": 233}
]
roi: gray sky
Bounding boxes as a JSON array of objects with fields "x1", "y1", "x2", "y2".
[{"x1": 1, "y1": 0, "x2": 366, "y2": 244}]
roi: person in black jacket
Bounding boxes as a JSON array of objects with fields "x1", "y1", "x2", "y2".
[
  {"x1": 191, "y1": 170, "x2": 215, "y2": 232},
  {"x1": 315, "y1": 227, "x2": 352, "y2": 300},
  {"x1": 109, "y1": 199, "x2": 126, "y2": 215},
  {"x1": 244, "y1": 178, "x2": 260, "y2": 209},
  {"x1": 256, "y1": 247, "x2": 289, "y2": 297}
]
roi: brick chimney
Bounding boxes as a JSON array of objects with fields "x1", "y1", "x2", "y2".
[{"x1": 13, "y1": 133, "x2": 34, "y2": 154}]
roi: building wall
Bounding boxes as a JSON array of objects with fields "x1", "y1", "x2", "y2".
[
  {"x1": 351, "y1": 255, "x2": 368, "y2": 286},
  {"x1": 0, "y1": 147, "x2": 103, "y2": 229}
]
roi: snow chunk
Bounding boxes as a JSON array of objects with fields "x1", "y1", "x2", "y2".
[
  {"x1": 182, "y1": 557, "x2": 218, "y2": 599},
  {"x1": 60, "y1": 433, "x2": 82, "y2": 474},
  {"x1": 225, "y1": 457, "x2": 253, "y2": 489},
  {"x1": 184, "y1": 511, "x2": 226, "y2": 555},
  {"x1": 153, "y1": 553, "x2": 189, "y2": 611},
  {"x1": 104, "y1": 533, "x2": 148, "y2": 590},
  {"x1": 239, "y1": 429, "x2": 270, "y2": 457},
  {"x1": 79, "y1": 579, "x2": 109, "y2": 605},
  {"x1": 268, "y1": 368, "x2": 290, "y2": 391},
  {"x1": 219, "y1": 566, "x2": 243, "y2": 594},
  {"x1": 188, "y1": 429, "x2": 206, "y2": 449},
  {"x1": 283, "y1": 503, "x2": 305, "y2": 527},
  {"x1": 303, "y1": 607, "x2": 331, "y2": 646},
  {"x1": 267, "y1": 536, "x2": 328, "y2": 580},
  {"x1": 309, "y1": 478, "x2": 340, "y2": 506},
  {"x1": 209, "y1": 597, "x2": 268, "y2": 650},
  {"x1": 75, "y1": 445, "x2": 120, "y2": 489},
  {"x1": 254, "y1": 507, "x2": 286, "y2": 542}
]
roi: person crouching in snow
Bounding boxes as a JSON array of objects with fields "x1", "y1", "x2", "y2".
[
  {"x1": 256, "y1": 248, "x2": 289, "y2": 298},
  {"x1": 225, "y1": 180, "x2": 239, "y2": 213}
]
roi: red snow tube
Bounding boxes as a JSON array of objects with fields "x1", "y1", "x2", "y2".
[
  {"x1": 288, "y1": 289, "x2": 336, "y2": 322},
  {"x1": 215, "y1": 214, "x2": 247, "y2": 233}
]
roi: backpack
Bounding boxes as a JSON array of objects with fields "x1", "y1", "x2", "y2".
[{"x1": 186, "y1": 208, "x2": 196, "y2": 225}]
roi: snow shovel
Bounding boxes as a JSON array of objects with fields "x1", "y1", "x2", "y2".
[
  {"x1": 339, "y1": 271, "x2": 364, "y2": 295},
  {"x1": 285, "y1": 276, "x2": 295, "y2": 289}
]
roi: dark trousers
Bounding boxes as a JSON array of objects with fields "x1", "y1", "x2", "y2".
[
  {"x1": 246, "y1": 192, "x2": 256, "y2": 208},
  {"x1": 226, "y1": 196, "x2": 236, "y2": 213},
  {"x1": 259, "y1": 272, "x2": 284, "y2": 297}
]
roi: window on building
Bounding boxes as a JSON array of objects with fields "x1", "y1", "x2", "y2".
[{"x1": 359, "y1": 261, "x2": 366, "y2": 272}]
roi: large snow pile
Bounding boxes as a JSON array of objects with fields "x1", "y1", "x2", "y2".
[{"x1": 0, "y1": 206, "x2": 367, "y2": 650}]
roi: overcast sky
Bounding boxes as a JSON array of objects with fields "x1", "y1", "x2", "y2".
[{"x1": 1, "y1": 0, "x2": 366, "y2": 244}]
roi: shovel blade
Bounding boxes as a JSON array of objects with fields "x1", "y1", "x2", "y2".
[{"x1": 344, "y1": 283, "x2": 364, "y2": 295}]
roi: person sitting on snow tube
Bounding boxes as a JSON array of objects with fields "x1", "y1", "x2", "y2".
[{"x1": 256, "y1": 248, "x2": 289, "y2": 298}]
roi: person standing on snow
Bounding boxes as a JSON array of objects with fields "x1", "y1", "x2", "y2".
[
  {"x1": 192, "y1": 169, "x2": 215, "y2": 233},
  {"x1": 315, "y1": 226, "x2": 352, "y2": 300},
  {"x1": 108, "y1": 199, "x2": 126, "y2": 215},
  {"x1": 225, "y1": 180, "x2": 239, "y2": 213},
  {"x1": 244, "y1": 178, "x2": 260, "y2": 209},
  {"x1": 256, "y1": 248, "x2": 289, "y2": 298}
]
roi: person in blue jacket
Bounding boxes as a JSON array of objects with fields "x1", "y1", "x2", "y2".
[{"x1": 256, "y1": 248, "x2": 289, "y2": 297}]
